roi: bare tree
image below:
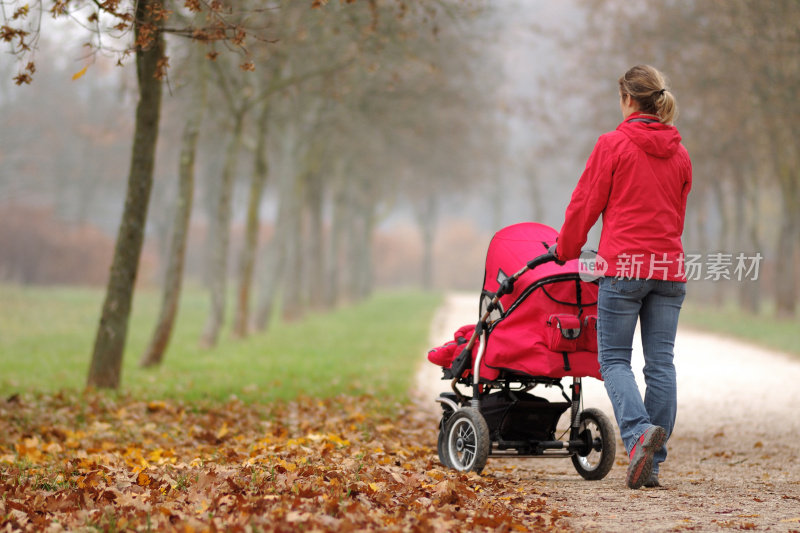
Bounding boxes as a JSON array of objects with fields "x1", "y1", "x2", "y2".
[
  {"x1": 87, "y1": 0, "x2": 166, "y2": 388},
  {"x1": 198, "y1": 58, "x2": 251, "y2": 348},
  {"x1": 232, "y1": 100, "x2": 270, "y2": 337},
  {"x1": 139, "y1": 48, "x2": 207, "y2": 368}
]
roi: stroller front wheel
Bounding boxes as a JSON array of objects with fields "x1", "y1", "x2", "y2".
[
  {"x1": 571, "y1": 407, "x2": 616, "y2": 480},
  {"x1": 443, "y1": 407, "x2": 490, "y2": 474}
]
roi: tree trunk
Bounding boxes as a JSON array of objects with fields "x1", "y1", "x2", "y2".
[
  {"x1": 490, "y1": 173, "x2": 504, "y2": 233},
  {"x1": 710, "y1": 177, "x2": 731, "y2": 306},
  {"x1": 87, "y1": 1, "x2": 163, "y2": 389},
  {"x1": 233, "y1": 103, "x2": 270, "y2": 338},
  {"x1": 358, "y1": 207, "x2": 376, "y2": 300},
  {"x1": 323, "y1": 163, "x2": 347, "y2": 309},
  {"x1": 253, "y1": 198, "x2": 288, "y2": 332},
  {"x1": 281, "y1": 170, "x2": 306, "y2": 321},
  {"x1": 200, "y1": 111, "x2": 246, "y2": 348},
  {"x1": 528, "y1": 169, "x2": 544, "y2": 223},
  {"x1": 342, "y1": 196, "x2": 361, "y2": 303},
  {"x1": 344, "y1": 194, "x2": 375, "y2": 302},
  {"x1": 340, "y1": 173, "x2": 376, "y2": 303},
  {"x1": 734, "y1": 173, "x2": 762, "y2": 314},
  {"x1": 304, "y1": 156, "x2": 325, "y2": 310},
  {"x1": 774, "y1": 169, "x2": 799, "y2": 317},
  {"x1": 415, "y1": 194, "x2": 438, "y2": 290},
  {"x1": 693, "y1": 185, "x2": 714, "y2": 303},
  {"x1": 140, "y1": 52, "x2": 206, "y2": 367},
  {"x1": 253, "y1": 122, "x2": 298, "y2": 331}
]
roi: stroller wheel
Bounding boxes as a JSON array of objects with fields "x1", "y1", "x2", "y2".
[
  {"x1": 571, "y1": 407, "x2": 616, "y2": 480},
  {"x1": 435, "y1": 394, "x2": 458, "y2": 470},
  {"x1": 443, "y1": 408, "x2": 490, "y2": 474},
  {"x1": 437, "y1": 428, "x2": 453, "y2": 469}
]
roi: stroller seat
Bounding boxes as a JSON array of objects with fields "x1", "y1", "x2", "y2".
[{"x1": 428, "y1": 222, "x2": 601, "y2": 382}]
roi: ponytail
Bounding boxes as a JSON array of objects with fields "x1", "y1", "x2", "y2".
[
  {"x1": 619, "y1": 65, "x2": 679, "y2": 125},
  {"x1": 654, "y1": 88, "x2": 678, "y2": 125}
]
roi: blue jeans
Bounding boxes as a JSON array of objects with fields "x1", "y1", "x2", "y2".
[{"x1": 597, "y1": 277, "x2": 686, "y2": 474}]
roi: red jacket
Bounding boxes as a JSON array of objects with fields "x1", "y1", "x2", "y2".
[{"x1": 557, "y1": 112, "x2": 692, "y2": 281}]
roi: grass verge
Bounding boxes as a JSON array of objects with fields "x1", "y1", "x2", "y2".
[
  {"x1": 680, "y1": 301, "x2": 800, "y2": 358},
  {"x1": 0, "y1": 285, "x2": 442, "y2": 403}
]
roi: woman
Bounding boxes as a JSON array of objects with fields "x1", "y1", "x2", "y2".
[{"x1": 552, "y1": 65, "x2": 692, "y2": 489}]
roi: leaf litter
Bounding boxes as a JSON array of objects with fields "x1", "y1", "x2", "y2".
[{"x1": 0, "y1": 392, "x2": 568, "y2": 532}]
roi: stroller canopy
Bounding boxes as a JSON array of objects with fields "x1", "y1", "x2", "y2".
[{"x1": 483, "y1": 222, "x2": 570, "y2": 294}]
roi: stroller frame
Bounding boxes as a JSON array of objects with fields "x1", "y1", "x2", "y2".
[{"x1": 435, "y1": 252, "x2": 615, "y2": 479}]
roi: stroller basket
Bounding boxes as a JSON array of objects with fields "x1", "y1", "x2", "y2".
[{"x1": 479, "y1": 389, "x2": 569, "y2": 445}]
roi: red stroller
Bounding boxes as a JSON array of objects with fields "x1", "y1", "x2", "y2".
[{"x1": 428, "y1": 222, "x2": 615, "y2": 478}]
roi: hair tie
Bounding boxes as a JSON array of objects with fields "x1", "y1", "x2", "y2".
[{"x1": 657, "y1": 88, "x2": 666, "y2": 96}]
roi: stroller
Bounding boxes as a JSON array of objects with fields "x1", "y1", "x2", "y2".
[{"x1": 427, "y1": 222, "x2": 615, "y2": 479}]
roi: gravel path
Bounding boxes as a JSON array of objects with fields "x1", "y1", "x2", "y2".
[{"x1": 414, "y1": 293, "x2": 800, "y2": 532}]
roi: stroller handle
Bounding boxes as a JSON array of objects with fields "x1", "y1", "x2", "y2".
[
  {"x1": 495, "y1": 252, "x2": 559, "y2": 298},
  {"x1": 526, "y1": 251, "x2": 560, "y2": 271}
]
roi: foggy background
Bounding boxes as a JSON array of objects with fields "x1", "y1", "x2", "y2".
[{"x1": 1, "y1": 0, "x2": 796, "y2": 314}]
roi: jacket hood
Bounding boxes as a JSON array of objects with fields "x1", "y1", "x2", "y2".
[{"x1": 617, "y1": 113, "x2": 682, "y2": 159}]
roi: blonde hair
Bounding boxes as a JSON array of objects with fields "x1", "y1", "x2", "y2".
[{"x1": 618, "y1": 64, "x2": 678, "y2": 125}]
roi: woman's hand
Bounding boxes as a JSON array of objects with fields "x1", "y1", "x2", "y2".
[{"x1": 548, "y1": 244, "x2": 566, "y2": 265}]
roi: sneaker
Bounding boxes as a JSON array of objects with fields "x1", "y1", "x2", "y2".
[
  {"x1": 626, "y1": 425, "x2": 666, "y2": 489},
  {"x1": 643, "y1": 472, "x2": 660, "y2": 488}
]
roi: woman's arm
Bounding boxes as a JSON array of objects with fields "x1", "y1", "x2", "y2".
[
  {"x1": 678, "y1": 154, "x2": 692, "y2": 235},
  {"x1": 556, "y1": 136, "x2": 615, "y2": 260}
]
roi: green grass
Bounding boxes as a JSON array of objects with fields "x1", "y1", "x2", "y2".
[
  {"x1": 0, "y1": 284, "x2": 442, "y2": 403},
  {"x1": 680, "y1": 301, "x2": 800, "y2": 358}
]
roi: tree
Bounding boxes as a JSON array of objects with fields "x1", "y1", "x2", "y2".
[
  {"x1": 232, "y1": 100, "x2": 270, "y2": 337},
  {"x1": 214, "y1": 0, "x2": 499, "y2": 331},
  {"x1": 5, "y1": 0, "x2": 501, "y2": 383},
  {"x1": 200, "y1": 48, "x2": 355, "y2": 343},
  {"x1": 88, "y1": 0, "x2": 166, "y2": 388},
  {"x1": 198, "y1": 57, "x2": 251, "y2": 348},
  {"x1": 3, "y1": 0, "x2": 266, "y2": 387},
  {"x1": 139, "y1": 47, "x2": 207, "y2": 368}
]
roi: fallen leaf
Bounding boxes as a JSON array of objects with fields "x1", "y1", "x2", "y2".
[{"x1": 71, "y1": 66, "x2": 88, "y2": 81}]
